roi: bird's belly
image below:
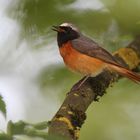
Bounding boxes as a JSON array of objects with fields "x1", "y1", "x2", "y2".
[{"x1": 59, "y1": 42, "x2": 106, "y2": 76}]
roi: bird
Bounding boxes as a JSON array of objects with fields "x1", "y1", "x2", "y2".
[{"x1": 52, "y1": 22, "x2": 140, "y2": 88}]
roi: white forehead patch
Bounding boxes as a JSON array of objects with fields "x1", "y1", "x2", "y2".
[
  {"x1": 60, "y1": 23, "x2": 70, "y2": 27},
  {"x1": 60, "y1": 22, "x2": 79, "y2": 31}
]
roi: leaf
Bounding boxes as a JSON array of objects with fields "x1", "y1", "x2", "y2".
[{"x1": 0, "y1": 94, "x2": 6, "y2": 118}]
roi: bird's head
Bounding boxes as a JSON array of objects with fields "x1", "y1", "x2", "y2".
[{"x1": 52, "y1": 23, "x2": 80, "y2": 47}]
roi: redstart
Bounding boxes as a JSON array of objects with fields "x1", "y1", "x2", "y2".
[{"x1": 52, "y1": 23, "x2": 140, "y2": 86}]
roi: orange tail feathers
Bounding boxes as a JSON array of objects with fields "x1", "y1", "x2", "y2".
[{"x1": 108, "y1": 64, "x2": 140, "y2": 83}]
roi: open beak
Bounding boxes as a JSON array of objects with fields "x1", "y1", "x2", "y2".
[
  {"x1": 52, "y1": 25, "x2": 65, "y2": 32},
  {"x1": 52, "y1": 25, "x2": 60, "y2": 32}
]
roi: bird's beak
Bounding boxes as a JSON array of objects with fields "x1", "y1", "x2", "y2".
[
  {"x1": 52, "y1": 25, "x2": 60, "y2": 32},
  {"x1": 52, "y1": 25, "x2": 65, "y2": 32}
]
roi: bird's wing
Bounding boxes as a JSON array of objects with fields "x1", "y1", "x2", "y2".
[
  {"x1": 71, "y1": 35, "x2": 122, "y2": 67},
  {"x1": 71, "y1": 35, "x2": 140, "y2": 83}
]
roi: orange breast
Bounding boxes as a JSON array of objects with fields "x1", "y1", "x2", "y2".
[{"x1": 59, "y1": 41, "x2": 106, "y2": 76}]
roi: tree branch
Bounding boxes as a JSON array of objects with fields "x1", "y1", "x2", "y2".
[{"x1": 48, "y1": 37, "x2": 140, "y2": 140}]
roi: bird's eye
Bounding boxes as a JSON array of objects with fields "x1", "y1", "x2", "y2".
[
  {"x1": 59, "y1": 26, "x2": 72, "y2": 33},
  {"x1": 65, "y1": 27, "x2": 72, "y2": 32}
]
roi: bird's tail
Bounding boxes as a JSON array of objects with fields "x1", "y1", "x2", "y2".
[{"x1": 108, "y1": 64, "x2": 140, "y2": 83}]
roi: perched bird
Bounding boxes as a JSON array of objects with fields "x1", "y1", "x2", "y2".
[{"x1": 52, "y1": 23, "x2": 140, "y2": 87}]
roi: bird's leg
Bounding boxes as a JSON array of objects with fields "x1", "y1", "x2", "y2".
[
  {"x1": 72, "y1": 75, "x2": 90, "y2": 91},
  {"x1": 78, "y1": 75, "x2": 90, "y2": 88}
]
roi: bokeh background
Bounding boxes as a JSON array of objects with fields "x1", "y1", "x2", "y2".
[{"x1": 0, "y1": 0, "x2": 140, "y2": 139}]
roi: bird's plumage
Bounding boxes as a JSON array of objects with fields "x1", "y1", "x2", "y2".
[{"x1": 71, "y1": 34, "x2": 118, "y2": 65}]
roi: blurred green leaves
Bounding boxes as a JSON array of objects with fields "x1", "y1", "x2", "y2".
[
  {"x1": 0, "y1": 120, "x2": 65, "y2": 140},
  {"x1": 0, "y1": 133, "x2": 12, "y2": 140},
  {"x1": 16, "y1": 0, "x2": 78, "y2": 35},
  {"x1": 37, "y1": 65, "x2": 80, "y2": 98},
  {"x1": 12, "y1": 0, "x2": 140, "y2": 36},
  {"x1": 0, "y1": 95, "x2": 6, "y2": 118},
  {"x1": 102, "y1": 0, "x2": 140, "y2": 34},
  {"x1": 12, "y1": 0, "x2": 112, "y2": 38}
]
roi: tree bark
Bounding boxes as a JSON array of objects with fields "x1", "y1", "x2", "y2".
[{"x1": 48, "y1": 37, "x2": 140, "y2": 140}]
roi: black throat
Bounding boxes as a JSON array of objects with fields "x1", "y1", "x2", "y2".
[{"x1": 57, "y1": 31, "x2": 80, "y2": 47}]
